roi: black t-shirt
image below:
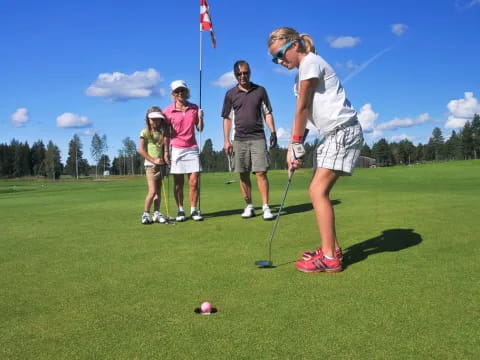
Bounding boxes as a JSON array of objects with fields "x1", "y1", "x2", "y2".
[{"x1": 221, "y1": 83, "x2": 273, "y2": 141}]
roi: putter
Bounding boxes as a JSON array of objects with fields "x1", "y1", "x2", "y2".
[
  {"x1": 255, "y1": 169, "x2": 295, "y2": 268},
  {"x1": 225, "y1": 153, "x2": 235, "y2": 184}
]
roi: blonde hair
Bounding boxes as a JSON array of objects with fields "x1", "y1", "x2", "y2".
[
  {"x1": 144, "y1": 106, "x2": 166, "y2": 140},
  {"x1": 267, "y1": 27, "x2": 316, "y2": 54}
]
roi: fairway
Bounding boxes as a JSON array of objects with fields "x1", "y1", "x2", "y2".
[{"x1": 1, "y1": 161, "x2": 479, "y2": 359}]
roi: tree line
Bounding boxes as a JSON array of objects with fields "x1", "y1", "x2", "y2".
[
  {"x1": 1, "y1": 114, "x2": 478, "y2": 179},
  {"x1": 361, "y1": 114, "x2": 480, "y2": 166}
]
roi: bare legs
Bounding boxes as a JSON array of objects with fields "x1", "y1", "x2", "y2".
[
  {"x1": 239, "y1": 171, "x2": 269, "y2": 205},
  {"x1": 309, "y1": 168, "x2": 341, "y2": 258},
  {"x1": 173, "y1": 172, "x2": 199, "y2": 208},
  {"x1": 144, "y1": 178, "x2": 161, "y2": 212}
]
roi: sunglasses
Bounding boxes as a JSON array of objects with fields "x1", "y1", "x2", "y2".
[
  {"x1": 173, "y1": 88, "x2": 187, "y2": 94},
  {"x1": 271, "y1": 40, "x2": 295, "y2": 64},
  {"x1": 235, "y1": 71, "x2": 250, "y2": 77}
]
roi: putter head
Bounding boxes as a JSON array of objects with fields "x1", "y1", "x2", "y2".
[
  {"x1": 255, "y1": 260, "x2": 274, "y2": 268},
  {"x1": 225, "y1": 180, "x2": 235, "y2": 184}
]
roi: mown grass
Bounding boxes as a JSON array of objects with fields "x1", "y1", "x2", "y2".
[{"x1": 1, "y1": 161, "x2": 479, "y2": 359}]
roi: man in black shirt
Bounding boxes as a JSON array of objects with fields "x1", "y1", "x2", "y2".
[{"x1": 222, "y1": 60, "x2": 277, "y2": 220}]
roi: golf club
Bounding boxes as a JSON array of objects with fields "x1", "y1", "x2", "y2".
[
  {"x1": 225, "y1": 153, "x2": 235, "y2": 184},
  {"x1": 161, "y1": 167, "x2": 176, "y2": 225},
  {"x1": 255, "y1": 169, "x2": 295, "y2": 268}
]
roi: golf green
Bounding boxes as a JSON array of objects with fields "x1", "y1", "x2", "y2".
[{"x1": 1, "y1": 161, "x2": 479, "y2": 359}]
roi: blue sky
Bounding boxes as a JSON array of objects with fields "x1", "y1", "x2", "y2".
[{"x1": 1, "y1": 0, "x2": 480, "y2": 163}]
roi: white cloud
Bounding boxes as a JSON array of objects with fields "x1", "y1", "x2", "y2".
[
  {"x1": 56, "y1": 113, "x2": 92, "y2": 128},
  {"x1": 377, "y1": 113, "x2": 430, "y2": 131},
  {"x1": 85, "y1": 68, "x2": 164, "y2": 102},
  {"x1": 11, "y1": 108, "x2": 29, "y2": 127},
  {"x1": 212, "y1": 71, "x2": 236, "y2": 88},
  {"x1": 357, "y1": 104, "x2": 379, "y2": 133},
  {"x1": 364, "y1": 128, "x2": 384, "y2": 144},
  {"x1": 391, "y1": 24, "x2": 408, "y2": 36},
  {"x1": 327, "y1": 36, "x2": 360, "y2": 48},
  {"x1": 445, "y1": 92, "x2": 480, "y2": 129},
  {"x1": 390, "y1": 134, "x2": 415, "y2": 142},
  {"x1": 276, "y1": 127, "x2": 290, "y2": 141}
]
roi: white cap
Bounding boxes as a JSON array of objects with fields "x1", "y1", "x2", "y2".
[
  {"x1": 170, "y1": 80, "x2": 188, "y2": 92},
  {"x1": 147, "y1": 112, "x2": 165, "y2": 119}
]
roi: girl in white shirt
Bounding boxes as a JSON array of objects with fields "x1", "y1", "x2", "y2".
[{"x1": 268, "y1": 27, "x2": 364, "y2": 273}]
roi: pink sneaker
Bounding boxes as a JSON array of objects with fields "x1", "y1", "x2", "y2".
[
  {"x1": 295, "y1": 255, "x2": 343, "y2": 273},
  {"x1": 301, "y1": 247, "x2": 343, "y2": 261}
]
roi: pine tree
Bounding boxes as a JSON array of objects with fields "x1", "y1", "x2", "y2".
[
  {"x1": 45, "y1": 141, "x2": 62, "y2": 180},
  {"x1": 360, "y1": 143, "x2": 373, "y2": 158},
  {"x1": 200, "y1": 139, "x2": 215, "y2": 172},
  {"x1": 0, "y1": 143, "x2": 13, "y2": 177},
  {"x1": 31, "y1": 140, "x2": 46, "y2": 176},
  {"x1": 372, "y1": 138, "x2": 392, "y2": 166},
  {"x1": 471, "y1": 114, "x2": 480, "y2": 159},
  {"x1": 460, "y1": 121, "x2": 474, "y2": 159},
  {"x1": 398, "y1": 139, "x2": 415, "y2": 165},
  {"x1": 65, "y1": 134, "x2": 84, "y2": 178},
  {"x1": 11, "y1": 139, "x2": 31, "y2": 177}
]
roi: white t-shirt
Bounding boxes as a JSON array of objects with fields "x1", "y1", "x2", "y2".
[{"x1": 294, "y1": 52, "x2": 357, "y2": 136}]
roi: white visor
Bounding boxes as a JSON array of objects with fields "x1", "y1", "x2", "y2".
[{"x1": 148, "y1": 112, "x2": 165, "y2": 119}]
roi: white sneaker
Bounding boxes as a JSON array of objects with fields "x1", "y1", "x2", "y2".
[
  {"x1": 241, "y1": 205, "x2": 255, "y2": 218},
  {"x1": 153, "y1": 211, "x2": 166, "y2": 224},
  {"x1": 176, "y1": 210, "x2": 186, "y2": 222},
  {"x1": 262, "y1": 205, "x2": 274, "y2": 221},
  {"x1": 141, "y1": 213, "x2": 152, "y2": 225},
  {"x1": 191, "y1": 210, "x2": 204, "y2": 221}
]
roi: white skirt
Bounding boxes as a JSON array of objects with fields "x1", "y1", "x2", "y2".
[{"x1": 170, "y1": 146, "x2": 202, "y2": 174}]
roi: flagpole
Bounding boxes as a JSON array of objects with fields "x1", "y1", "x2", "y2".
[{"x1": 198, "y1": 20, "x2": 203, "y2": 213}]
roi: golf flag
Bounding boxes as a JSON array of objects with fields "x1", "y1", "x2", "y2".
[{"x1": 200, "y1": 0, "x2": 216, "y2": 48}]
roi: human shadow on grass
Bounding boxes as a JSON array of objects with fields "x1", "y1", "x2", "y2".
[
  {"x1": 279, "y1": 199, "x2": 340, "y2": 216},
  {"x1": 203, "y1": 200, "x2": 340, "y2": 219},
  {"x1": 342, "y1": 228, "x2": 423, "y2": 270}
]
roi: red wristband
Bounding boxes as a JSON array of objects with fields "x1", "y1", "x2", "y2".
[{"x1": 292, "y1": 135, "x2": 302, "y2": 142}]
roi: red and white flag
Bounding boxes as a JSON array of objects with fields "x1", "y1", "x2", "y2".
[{"x1": 200, "y1": 0, "x2": 216, "y2": 48}]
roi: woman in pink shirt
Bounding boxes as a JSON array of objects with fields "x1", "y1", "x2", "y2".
[{"x1": 163, "y1": 80, "x2": 204, "y2": 222}]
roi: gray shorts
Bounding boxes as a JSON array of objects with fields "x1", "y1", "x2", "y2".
[
  {"x1": 233, "y1": 139, "x2": 269, "y2": 173},
  {"x1": 315, "y1": 121, "x2": 363, "y2": 175}
]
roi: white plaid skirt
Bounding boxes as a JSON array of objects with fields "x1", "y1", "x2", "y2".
[
  {"x1": 170, "y1": 146, "x2": 202, "y2": 174},
  {"x1": 314, "y1": 120, "x2": 363, "y2": 175}
]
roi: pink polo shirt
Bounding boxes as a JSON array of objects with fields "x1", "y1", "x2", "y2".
[{"x1": 164, "y1": 102, "x2": 199, "y2": 148}]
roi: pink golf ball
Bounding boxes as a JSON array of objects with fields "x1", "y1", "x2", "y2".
[{"x1": 200, "y1": 301, "x2": 212, "y2": 313}]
